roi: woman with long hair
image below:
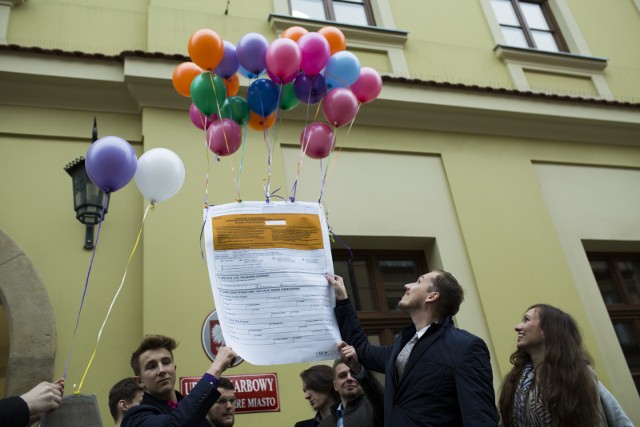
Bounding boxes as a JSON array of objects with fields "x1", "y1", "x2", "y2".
[
  {"x1": 294, "y1": 365, "x2": 339, "y2": 427},
  {"x1": 498, "y1": 303, "x2": 632, "y2": 426}
]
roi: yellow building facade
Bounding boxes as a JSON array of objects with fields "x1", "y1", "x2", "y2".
[{"x1": 1, "y1": 0, "x2": 639, "y2": 425}]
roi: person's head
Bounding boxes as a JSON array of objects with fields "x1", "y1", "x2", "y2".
[
  {"x1": 332, "y1": 360, "x2": 363, "y2": 404},
  {"x1": 398, "y1": 269, "x2": 464, "y2": 318},
  {"x1": 130, "y1": 335, "x2": 178, "y2": 400},
  {"x1": 299, "y1": 365, "x2": 339, "y2": 413},
  {"x1": 207, "y1": 377, "x2": 235, "y2": 427},
  {"x1": 108, "y1": 377, "x2": 143, "y2": 425}
]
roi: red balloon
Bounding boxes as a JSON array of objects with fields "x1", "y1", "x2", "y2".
[
  {"x1": 300, "y1": 122, "x2": 335, "y2": 159},
  {"x1": 322, "y1": 88, "x2": 359, "y2": 127},
  {"x1": 206, "y1": 119, "x2": 242, "y2": 156}
]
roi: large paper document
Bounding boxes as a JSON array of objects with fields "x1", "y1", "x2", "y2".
[{"x1": 204, "y1": 201, "x2": 342, "y2": 365}]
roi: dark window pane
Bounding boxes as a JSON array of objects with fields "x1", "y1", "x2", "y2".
[
  {"x1": 333, "y1": 2, "x2": 368, "y2": 26},
  {"x1": 617, "y1": 260, "x2": 640, "y2": 304},
  {"x1": 612, "y1": 322, "x2": 640, "y2": 373},
  {"x1": 379, "y1": 259, "x2": 420, "y2": 310},
  {"x1": 291, "y1": 0, "x2": 327, "y2": 20},
  {"x1": 334, "y1": 259, "x2": 375, "y2": 310},
  {"x1": 590, "y1": 259, "x2": 625, "y2": 304}
]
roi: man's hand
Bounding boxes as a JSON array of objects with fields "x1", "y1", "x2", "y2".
[
  {"x1": 208, "y1": 346, "x2": 238, "y2": 378},
  {"x1": 20, "y1": 381, "x2": 63, "y2": 417},
  {"x1": 338, "y1": 341, "x2": 362, "y2": 373},
  {"x1": 326, "y1": 274, "x2": 348, "y2": 300}
]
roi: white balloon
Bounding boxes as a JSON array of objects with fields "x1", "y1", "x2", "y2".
[{"x1": 134, "y1": 148, "x2": 185, "y2": 203}]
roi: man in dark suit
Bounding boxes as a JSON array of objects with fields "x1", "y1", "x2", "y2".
[{"x1": 327, "y1": 269, "x2": 498, "y2": 427}]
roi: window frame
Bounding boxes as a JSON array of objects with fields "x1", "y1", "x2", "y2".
[
  {"x1": 289, "y1": 0, "x2": 376, "y2": 26},
  {"x1": 587, "y1": 252, "x2": 640, "y2": 391},
  {"x1": 495, "y1": 0, "x2": 569, "y2": 52},
  {"x1": 332, "y1": 249, "x2": 428, "y2": 345}
]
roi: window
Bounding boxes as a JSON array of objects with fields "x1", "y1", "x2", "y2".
[
  {"x1": 588, "y1": 253, "x2": 640, "y2": 393},
  {"x1": 290, "y1": 0, "x2": 375, "y2": 26},
  {"x1": 490, "y1": 0, "x2": 568, "y2": 52},
  {"x1": 332, "y1": 249, "x2": 428, "y2": 345}
]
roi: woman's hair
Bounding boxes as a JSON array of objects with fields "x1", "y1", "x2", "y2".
[
  {"x1": 299, "y1": 364, "x2": 339, "y2": 402},
  {"x1": 498, "y1": 304, "x2": 601, "y2": 427}
]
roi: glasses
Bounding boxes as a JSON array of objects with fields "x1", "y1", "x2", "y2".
[{"x1": 215, "y1": 398, "x2": 236, "y2": 406}]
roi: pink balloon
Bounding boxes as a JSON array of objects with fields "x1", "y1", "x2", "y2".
[
  {"x1": 350, "y1": 67, "x2": 382, "y2": 103},
  {"x1": 266, "y1": 38, "x2": 301, "y2": 81},
  {"x1": 297, "y1": 33, "x2": 330, "y2": 76},
  {"x1": 206, "y1": 119, "x2": 242, "y2": 156},
  {"x1": 300, "y1": 122, "x2": 335, "y2": 159},
  {"x1": 267, "y1": 68, "x2": 298, "y2": 84},
  {"x1": 322, "y1": 88, "x2": 359, "y2": 127},
  {"x1": 189, "y1": 103, "x2": 217, "y2": 130}
]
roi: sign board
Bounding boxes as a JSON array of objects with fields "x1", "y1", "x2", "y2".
[{"x1": 180, "y1": 373, "x2": 280, "y2": 414}]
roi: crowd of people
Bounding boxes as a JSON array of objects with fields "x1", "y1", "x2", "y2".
[{"x1": 0, "y1": 269, "x2": 635, "y2": 426}]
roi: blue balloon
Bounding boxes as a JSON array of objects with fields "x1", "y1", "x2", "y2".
[
  {"x1": 236, "y1": 32, "x2": 269, "y2": 76},
  {"x1": 325, "y1": 51, "x2": 361, "y2": 90},
  {"x1": 247, "y1": 78, "x2": 279, "y2": 116},
  {"x1": 294, "y1": 73, "x2": 326, "y2": 104},
  {"x1": 213, "y1": 41, "x2": 240, "y2": 78}
]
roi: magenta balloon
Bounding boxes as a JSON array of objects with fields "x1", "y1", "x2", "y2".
[
  {"x1": 267, "y1": 68, "x2": 298, "y2": 84},
  {"x1": 350, "y1": 67, "x2": 382, "y2": 103},
  {"x1": 206, "y1": 118, "x2": 242, "y2": 156},
  {"x1": 189, "y1": 103, "x2": 217, "y2": 130},
  {"x1": 85, "y1": 136, "x2": 137, "y2": 192},
  {"x1": 266, "y1": 38, "x2": 301, "y2": 81},
  {"x1": 300, "y1": 122, "x2": 335, "y2": 159},
  {"x1": 297, "y1": 33, "x2": 330, "y2": 76},
  {"x1": 322, "y1": 88, "x2": 359, "y2": 127}
]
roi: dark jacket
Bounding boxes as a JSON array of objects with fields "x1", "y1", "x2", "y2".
[
  {"x1": 0, "y1": 396, "x2": 30, "y2": 427},
  {"x1": 122, "y1": 375, "x2": 220, "y2": 427},
  {"x1": 295, "y1": 414, "x2": 321, "y2": 427},
  {"x1": 335, "y1": 299, "x2": 498, "y2": 427}
]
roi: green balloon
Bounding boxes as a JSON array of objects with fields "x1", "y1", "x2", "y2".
[
  {"x1": 190, "y1": 72, "x2": 226, "y2": 116},
  {"x1": 279, "y1": 82, "x2": 300, "y2": 111},
  {"x1": 219, "y1": 96, "x2": 250, "y2": 126}
]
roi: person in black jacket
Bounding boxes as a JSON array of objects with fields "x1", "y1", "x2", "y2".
[
  {"x1": 108, "y1": 377, "x2": 143, "y2": 427},
  {"x1": 0, "y1": 379, "x2": 64, "y2": 427},
  {"x1": 122, "y1": 334, "x2": 236, "y2": 427},
  {"x1": 294, "y1": 365, "x2": 339, "y2": 427},
  {"x1": 327, "y1": 270, "x2": 498, "y2": 427}
]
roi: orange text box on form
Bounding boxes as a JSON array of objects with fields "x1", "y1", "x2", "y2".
[{"x1": 212, "y1": 213, "x2": 323, "y2": 251}]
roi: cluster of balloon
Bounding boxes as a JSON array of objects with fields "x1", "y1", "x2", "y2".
[
  {"x1": 85, "y1": 137, "x2": 185, "y2": 204},
  {"x1": 171, "y1": 26, "x2": 383, "y2": 160}
]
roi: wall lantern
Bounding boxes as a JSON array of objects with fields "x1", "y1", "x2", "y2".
[{"x1": 63, "y1": 119, "x2": 110, "y2": 249}]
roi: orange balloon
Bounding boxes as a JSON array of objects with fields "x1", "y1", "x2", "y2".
[
  {"x1": 172, "y1": 62, "x2": 203, "y2": 97},
  {"x1": 248, "y1": 111, "x2": 276, "y2": 131},
  {"x1": 188, "y1": 29, "x2": 224, "y2": 70},
  {"x1": 223, "y1": 74, "x2": 240, "y2": 97},
  {"x1": 282, "y1": 26, "x2": 309, "y2": 42},
  {"x1": 318, "y1": 26, "x2": 346, "y2": 55}
]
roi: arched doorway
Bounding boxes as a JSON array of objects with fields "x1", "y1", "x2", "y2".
[{"x1": 0, "y1": 230, "x2": 56, "y2": 396}]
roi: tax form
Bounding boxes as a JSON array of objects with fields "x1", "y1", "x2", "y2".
[{"x1": 204, "y1": 201, "x2": 342, "y2": 365}]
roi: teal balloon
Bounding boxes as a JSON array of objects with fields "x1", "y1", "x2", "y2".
[
  {"x1": 219, "y1": 96, "x2": 249, "y2": 126},
  {"x1": 279, "y1": 82, "x2": 300, "y2": 111},
  {"x1": 190, "y1": 72, "x2": 226, "y2": 116}
]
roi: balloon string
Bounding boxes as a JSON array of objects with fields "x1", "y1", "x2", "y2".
[
  {"x1": 289, "y1": 94, "x2": 316, "y2": 202},
  {"x1": 62, "y1": 200, "x2": 107, "y2": 383},
  {"x1": 200, "y1": 205, "x2": 211, "y2": 261},
  {"x1": 74, "y1": 202, "x2": 152, "y2": 395},
  {"x1": 319, "y1": 131, "x2": 341, "y2": 204}
]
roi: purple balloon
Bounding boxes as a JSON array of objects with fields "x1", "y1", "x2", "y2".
[
  {"x1": 236, "y1": 32, "x2": 269, "y2": 75},
  {"x1": 213, "y1": 41, "x2": 240, "y2": 78},
  {"x1": 294, "y1": 73, "x2": 326, "y2": 104},
  {"x1": 297, "y1": 33, "x2": 330, "y2": 76},
  {"x1": 86, "y1": 136, "x2": 137, "y2": 192}
]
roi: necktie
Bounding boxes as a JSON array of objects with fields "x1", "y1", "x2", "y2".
[
  {"x1": 336, "y1": 405, "x2": 344, "y2": 427},
  {"x1": 395, "y1": 333, "x2": 419, "y2": 378}
]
